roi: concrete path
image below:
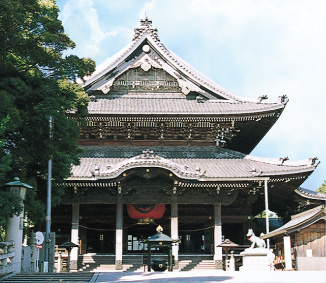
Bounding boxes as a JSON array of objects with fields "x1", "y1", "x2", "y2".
[{"x1": 91, "y1": 270, "x2": 326, "y2": 283}]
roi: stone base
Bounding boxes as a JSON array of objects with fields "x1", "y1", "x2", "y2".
[
  {"x1": 240, "y1": 248, "x2": 270, "y2": 271},
  {"x1": 69, "y1": 260, "x2": 78, "y2": 270},
  {"x1": 173, "y1": 260, "x2": 179, "y2": 270},
  {"x1": 296, "y1": 257, "x2": 326, "y2": 271},
  {"x1": 115, "y1": 260, "x2": 123, "y2": 270},
  {"x1": 215, "y1": 260, "x2": 223, "y2": 269}
]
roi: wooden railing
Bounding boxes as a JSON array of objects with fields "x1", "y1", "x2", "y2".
[{"x1": 0, "y1": 241, "x2": 15, "y2": 276}]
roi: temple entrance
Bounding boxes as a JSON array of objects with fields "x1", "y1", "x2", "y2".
[
  {"x1": 86, "y1": 228, "x2": 115, "y2": 253},
  {"x1": 177, "y1": 204, "x2": 214, "y2": 254},
  {"x1": 179, "y1": 232, "x2": 206, "y2": 253},
  {"x1": 79, "y1": 204, "x2": 116, "y2": 254},
  {"x1": 123, "y1": 204, "x2": 215, "y2": 254}
]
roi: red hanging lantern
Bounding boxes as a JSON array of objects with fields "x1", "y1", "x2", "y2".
[{"x1": 127, "y1": 204, "x2": 165, "y2": 221}]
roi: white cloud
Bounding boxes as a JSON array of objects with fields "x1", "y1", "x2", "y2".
[
  {"x1": 60, "y1": 0, "x2": 131, "y2": 58},
  {"x1": 139, "y1": 0, "x2": 156, "y2": 20}
]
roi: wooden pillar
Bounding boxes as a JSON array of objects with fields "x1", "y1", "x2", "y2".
[
  {"x1": 214, "y1": 202, "x2": 223, "y2": 269},
  {"x1": 70, "y1": 202, "x2": 79, "y2": 270},
  {"x1": 171, "y1": 195, "x2": 178, "y2": 267},
  {"x1": 115, "y1": 191, "x2": 123, "y2": 270}
]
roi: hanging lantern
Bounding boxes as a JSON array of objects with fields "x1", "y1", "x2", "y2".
[{"x1": 127, "y1": 204, "x2": 165, "y2": 224}]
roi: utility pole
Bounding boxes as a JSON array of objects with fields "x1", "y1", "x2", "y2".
[
  {"x1": 45, "y1": 115, "x2": 53, "y2": 271},
  {"x1": 264, "y1": 179, "x2": 270, "y2": 250}
]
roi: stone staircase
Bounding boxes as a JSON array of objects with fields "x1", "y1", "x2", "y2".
[
  {"x1": 1, "y1": 272, "x2": 94, "y2": 282},
  {"x1": 77, "y1": 254, "x2": 216, "y2": 272},
  {"x1": 178, "y1": 255, "x2": 215, "y2": 271},
  {"x1": 77, "y1": 254, "x2": 143, "y2": 272},
  {"x1": 193, "y1": 259, "x2": 216, "y2": 270}
]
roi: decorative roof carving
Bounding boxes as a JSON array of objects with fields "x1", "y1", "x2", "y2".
[
  {"x1": 133, "y1": 17, "x2": 159, "y2": 42},
  {"x1": 137, "y1": 149, "x2": 156, "y2": 159},
  {"x1": 130, "y1": 54, "x2": 162, "y2": 72},
  {"x1": 98, "y1": 78, "x2": 114, "y2": 94},
  {"x1": 88, "y1": 149, "x2": 205, "y2": 180}
]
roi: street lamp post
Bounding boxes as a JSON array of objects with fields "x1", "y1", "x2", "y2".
[{"x1": 4, "y1": 177, "x2": 32, "y2": 273}]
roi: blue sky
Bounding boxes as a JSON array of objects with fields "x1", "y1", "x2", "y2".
[{"x1": 56, "y1": 0, "x2": 326, "y2": 191}]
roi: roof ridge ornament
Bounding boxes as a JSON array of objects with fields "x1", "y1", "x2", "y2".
[
  {"x1": 279, "y1": 94, "x2": 289, "y2": 104},
  {"x1": 279, "y1": 156, "x2": 289, "y2": 164},
  {"x1": 257, "y1": 95, "x2": 268, "y2": 103},
  {"x1": 133, "y1": 17, "x2": 160, "y2": 42},
  {"x1": 309, "y1": 157, "x2": 318, "y2": 165},
  {"x1": 140, "y1": 149, "x2": 156, "y2": 159}
]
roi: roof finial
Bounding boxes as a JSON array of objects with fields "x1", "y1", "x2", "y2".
[
  {"x1": 133, "y1": 16, "x2": 159, "y2": 42},
  {"x1": 156, "y1": 225, "x2": 163, "y2": 233}
]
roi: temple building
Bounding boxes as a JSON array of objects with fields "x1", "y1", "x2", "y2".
[{"x1": 52, "y1": 18, "x2": 323, "y2": 270}]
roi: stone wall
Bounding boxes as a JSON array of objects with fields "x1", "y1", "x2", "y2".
[{"x1": 296, "y1": 257, "x2": 326, "y2": 271}]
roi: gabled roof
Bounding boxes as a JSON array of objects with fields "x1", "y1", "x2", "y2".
[
  {"x1": 261, "y1": 205, "x2": 326, "y2": 239},
  {"x1": 81, "y1": 18, "x2": 288, "y2": 113}
]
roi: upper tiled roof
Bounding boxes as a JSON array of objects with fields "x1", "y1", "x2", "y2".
[{"x1": 87, "y1": 97, "x2": 285, "y2": 115}]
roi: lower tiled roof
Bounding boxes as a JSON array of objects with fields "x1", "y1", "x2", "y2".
[
  {"x1": 69, "y1": 146, "x2": 317, "y2": 181},
  {"x1": 295, "y1": 187, "x2": 326, "y2": 200}
]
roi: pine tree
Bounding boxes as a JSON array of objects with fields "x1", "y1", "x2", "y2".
[{"x1": 317, "y1": 181, "x2": 326, "y2": 194}]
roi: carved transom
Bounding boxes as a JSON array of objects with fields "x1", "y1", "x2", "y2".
[{"x1": 111, "y1": 67, "x2": 181, "y2": 93}]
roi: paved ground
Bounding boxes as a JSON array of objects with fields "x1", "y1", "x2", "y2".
[
  {"x1": 2, "y1": 271, "x2": 325, "y2": 283},
  {"x1": 90, "y1": 271, "x2": 326, "y2": 283}
]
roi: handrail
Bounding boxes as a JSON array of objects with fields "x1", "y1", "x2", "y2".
[{"x1": 0, "y1": 241, "x2": 16, "y2": 276}]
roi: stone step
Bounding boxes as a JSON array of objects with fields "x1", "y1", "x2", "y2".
[
  {"x1": 1, "y1": 272, "x2": 94, "y2": 282},
  {"x1": 193, "y1": 260, "x2": 216, "y2": 270},
  {"x1": 77, "y1": 254, "x2": 216, "y2": 272}
]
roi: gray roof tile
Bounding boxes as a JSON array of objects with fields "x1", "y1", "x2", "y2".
[
  {"x1": 88, "y1": 98, "x2": 284, "y2": 115},
  {"x1": 69, "y1": 146, "x2": 316, "y2": 180}
]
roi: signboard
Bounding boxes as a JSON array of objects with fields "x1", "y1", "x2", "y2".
[
  {"x1": 36, "y1": 244, "x2": 42, "y2": 249},
  {"x1": 35, "y1": 231, "x2": 44, "y2": 245}
]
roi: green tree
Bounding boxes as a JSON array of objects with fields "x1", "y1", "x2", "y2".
[
  {"x1": 317, "y1": 181, "x2": 326, "y2": 194},
  {"x1": 0, "y1": 116, "x2": 22, "y2": 241},
  {"x1": 0, "y1": 191, "x2": 23, "y2": 241},
  {"x1": 0, "y1": 0, "x2": 95, "y2": 228},
  {"x1": 0, "y1": 116, "x2": 12, "y2": 185}
]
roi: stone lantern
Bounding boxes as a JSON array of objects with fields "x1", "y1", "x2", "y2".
[
  {"x1": 4, "y1": 177, "x2": 33, "y2": 273},
  {"x1": 144, "y1": 225, "x2": 178, "y2": 272}
]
